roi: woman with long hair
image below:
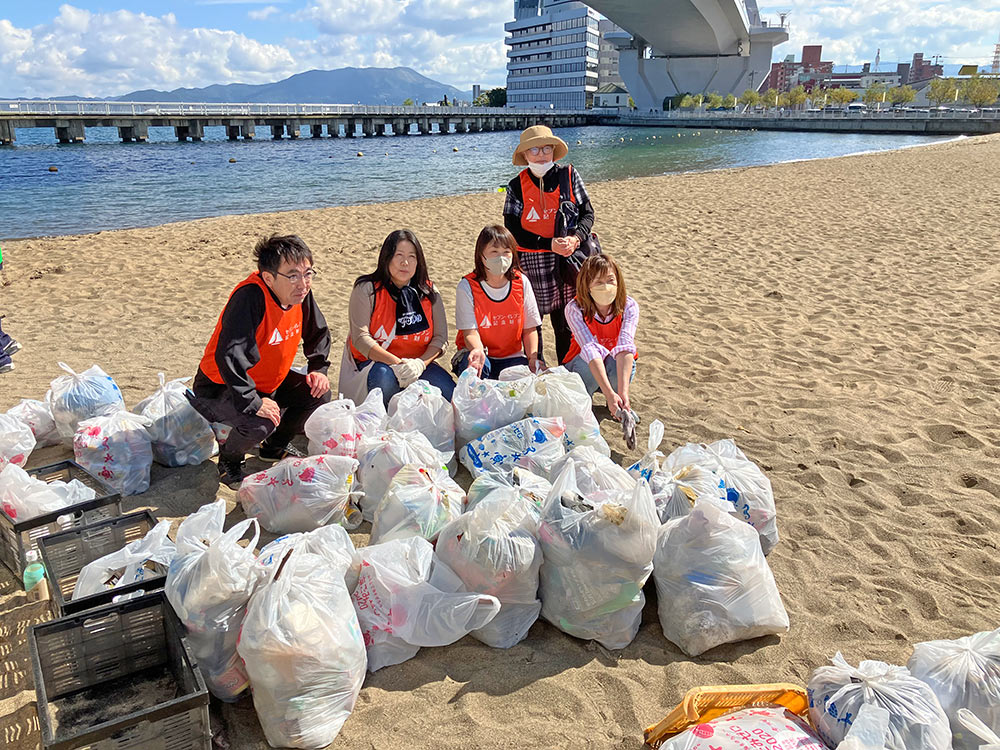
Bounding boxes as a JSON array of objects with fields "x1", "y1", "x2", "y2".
[{"x1": 339, "y1": 229, "x2": 454, "y2": 406}]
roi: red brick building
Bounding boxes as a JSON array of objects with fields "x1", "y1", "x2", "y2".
[{"x1": 766, "y1": 45, "x2": 834, "y2": 92}]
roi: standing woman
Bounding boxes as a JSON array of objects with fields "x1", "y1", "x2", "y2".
[
  {"x1": 504, "y1": 125, "x2": 595, "y2": 364},
  {"x1": 339, "y1": 229, "x2": 455, "y2": 407},
  {"x1": 453, "y1": 225, "x2": 542, "y2": 379}
]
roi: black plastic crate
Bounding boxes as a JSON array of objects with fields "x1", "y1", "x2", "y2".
[
  {"x1": 29, "y1": 590, "x2": 210, "y2": 750},
  {"x1": 39, "y1": 510, "x2": 167, "y2": 618},
  {"x1": 0, "y1": 460, "x2": 122, "y2": 584}
]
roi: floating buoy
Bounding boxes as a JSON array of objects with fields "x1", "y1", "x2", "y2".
[
  {"x1": 229, "y1": 158, "x2": 237, "y2": 163},
  {"x1": 620, "y1": 137, "x2": 624, "y2": 142},
  {"x1": 385, "y1": 152, "x2": 388, "y2": 156},
  {"x1": 453, "y1": 147, "x2": 458, "y2": 152},
  {"x1": 357, "y1": 151, "x2": 363, "y2": 157},
  {"x1": 48, "y1": 166, "x2": 58, "y2": 172},
  {"x1": 433, "y1": 149, "x2": 437, "y2": 153},
  {"x1": 190, "y1": 161, "x2": 196, "y2": 164},
  {"x1": 576, "y1": 140, "x2": 582, "y2": 144}
]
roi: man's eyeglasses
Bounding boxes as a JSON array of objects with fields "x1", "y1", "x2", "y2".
[
  {"x1": 274, "y1": 269, "x2": 318, "y2": 284},
  {"x1": 527, "y1": 145, "x2": 554, "y2": 156}
]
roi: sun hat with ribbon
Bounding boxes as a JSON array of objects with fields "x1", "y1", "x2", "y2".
[{"x1": 512, "y1": 125, "x2": 569, "y2": 166}]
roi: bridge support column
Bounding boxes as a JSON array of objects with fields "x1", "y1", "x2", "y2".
[
  {"x1": 118, "y1": 122, "x2": 149, "y2": 142},
  {"x1": 379, "y1": 121, "x2": 392, "y2": 136},
  {"x1": 0, "y1": 121, "x2": 14, "y2": 145},
  {"x1": 271, "y1": 123, "x2": 285, "y2": 139},
  {"x1": 227, "y1": 125, "x2": 240, "y2": 140},
  {"x1": 286, "y1": 120, "x2": 301, "y2": 139},
  {"x1": 56, "y1": 121, "x2": 86, "y2": 143},
  {"x1": 309, "y1": 123, "x2": 324, "y2": 138},
  {"x1": 441, "y1": 118, "x2": 451, "y2": 134},
  {"x1": 175, "y1": 121, "x2": 204, "y2": 141},
  {"x1": 347, "y1": 119, "x2": 361, "y2": 137},
  {"x1": 418, "y1": 118, "x2": 430, "y2": 135},
  {"x1": 361, "y1": 119, "x2": 374, "y2": 137}
]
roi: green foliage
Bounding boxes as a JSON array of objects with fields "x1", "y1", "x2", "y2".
[
  {"x1": 862, "y1": 83, "x2": 888, "y2": 107},
  {"x1": 474, "y1": 87, "x2": 507, "y2": 107},
  {"x1": 723, "y1": 93, "x2": 737, "y2": 109},
  {"x1": 679, "y1": 95, "x2": 696, "y2": 109},
  {"x1": 809, "y1": 87, "x2": 829, "y2": 107},
  {"x1": 927, "y1": 78, "x2": 958, "y2": 106},
  {"x1": 628, "y1": 96, "x2": 635, "y2": 108},
  {"x1": 829, "y1": 87, "x2": 857, "y2": 105},
  {"x1": 888, "y1": 85, "x2": 916, "y2": 106},
  {"x1": 960, "y1": 75, "x2": 1000, "y2": 107},
  {"x1": 786, "y1": 86, "x2": 807, "y2": 109},
  {"x1": 706, "y1": 92, "x2": 724, "y2": 109},
  {"x1": 402, "y1": 97, "x2": 415, "y2": 106},
  {"x1": 738, "y1": 89, "x2": 762, "y2": 109}
]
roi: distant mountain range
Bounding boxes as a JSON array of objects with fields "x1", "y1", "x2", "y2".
[{"x1": 11, "y1": 67, "x2": 474, "y2": 105}]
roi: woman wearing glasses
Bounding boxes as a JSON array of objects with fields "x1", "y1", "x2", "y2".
[
  {"x1": 339, "y1": 228, "x2": 455, "y2": 407},
  {"x1": 503, "y1": 125, "x2": 595, "y2": 364}
]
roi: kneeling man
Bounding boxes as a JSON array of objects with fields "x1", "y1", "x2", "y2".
[{"x1": 190, "y1": 234, "x2": 331, "y2": 488}]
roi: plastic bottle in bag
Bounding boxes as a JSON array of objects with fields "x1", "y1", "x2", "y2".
[
  {"x1": 356, "y1": 430, "x2": 449, "y2": 522},
  {"x1": 387, "y1": 380, "x2": 455, "y2": 459},
  {"x1": 0, "y1": 414, "x2": 35, "y2": 471},
  {"x1": 466, "y1": 466, "x2": 552, "y2": 519},
  {"x1": 537, "y1": 463, "x2": 658, "y2": 650},
  {"x1": 908, "y1": 629, "x2": 1000, "y2": 750},
  {"x1": 135, "y1": 373, "x2": 218, "y2": 467},
  {"x1": 452, "y1": 367, "x2": 534, "y2": 446},
  {"x1": 48, "y1": 362, "x2": 126, "y2": 440},
  {"x1": 73, "y1": 412, "x2": 154, "y2": 496},
  {"x1": 369, "y1": 463, "x2": 465, "y2": 544},
  {"x1": 72, "y1": 519, "x2": 176, "y2": 599},
  {"x1": 6, "y1": 399, "x2": 60, "y2": 448},
  {"x1": 303, "y1": 388, "x2": 387, "y2": 458},
  {"x1": 549, "y1": 445, "x2": 636, "y2": 497},
  {"x1": 837, "y1": 704, "x2": 892, "y2": 750},
  {"x1": 461, "y1": 417, "x2": 567, "y2": 480},
  {"x1": 517, "y1": 365, "x2": 610, "y2": 456}
]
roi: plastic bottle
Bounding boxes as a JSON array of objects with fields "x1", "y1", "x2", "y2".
[{"x1": 23, "y1": 549, "x2": 50, "y2": 602}]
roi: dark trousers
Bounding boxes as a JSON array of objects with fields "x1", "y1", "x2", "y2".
[
  {"x1": 188, "y1": 369, "x2": 331, "y2": 461},
  {"x1": 539, "y1": 308, "x2": 572, "y2": 365}
]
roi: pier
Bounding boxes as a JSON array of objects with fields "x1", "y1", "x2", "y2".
[{"x1": 0, "y1": 101, "x2": 597, "y2": 145}]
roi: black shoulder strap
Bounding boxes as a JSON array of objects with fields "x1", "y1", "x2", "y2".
[{"x1": 558, "y1": 164, "x2": 573, "y2": 204}]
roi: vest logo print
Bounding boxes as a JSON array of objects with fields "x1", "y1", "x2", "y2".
[
  {"x1": 479, "y1": 314, "x2": 492, "y2": 328},
  {"x1": 373, "y1": 325, "x2": 390, "y2": 343},
  {"x1": 268, "y1": 329, "x2": 284, "y2": 345},
  {"x1": 525, "y1": 206, "x2": 541, "y2": 222}
]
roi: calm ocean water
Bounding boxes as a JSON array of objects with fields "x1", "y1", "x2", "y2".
[{"x1": 0, "y1": 124, "x2": 949, "y2": 239}]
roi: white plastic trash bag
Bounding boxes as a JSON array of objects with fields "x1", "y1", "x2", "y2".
[
  {"x1": 135, "y1": 373, "x2": 217, "y2": 467},
  {"x1": 370, "y1": 464, "x2": 465, "y2": 544},
  {"x1": 238, "y1": 454, "x2": 362, "y2": 534},
  {"x1": 72, "y1": 519, "x2": 176, "y2": 599},
  {"x1": 957, "y1": 709, "x2": 1000, "y2": 750},
  {"x1": 239, "y1": 546, "x2": 366, "y2": 749},
  {"x1": 48, "y1": 362, "x2": 125, "y2": 440},
  {"x1": 466, "y1": 467, "x2": 552, "y2": 518},
  {"x1": 537, "y1": 463, "x2": 658, "y2": 649},
  {"x1": 661, "y1": 706, "x2": 827, "y2": 749},
  {"x1": 0, "y1": 463, "x2": 96, "y2": 522},
  {"x1": 666, "y1": 439, "x2": 779, "y2": 554},
  {"x1": 461, "y1": 417, "x2": 567, "y2": 479},
  {"x1": 653, "y1": 499, "x2": 789, "y2": 657},
  {"x1": 808, "y1": 653, "x2": 952, "y2": 750},
  {"x1": 524, "y1": 366, "x2": 610, "y2": 455},
  {"x1": 549, "y1": 445, "x2": 635, "y2": 497},
  {"x1": 837, "y1": 704, "x2": 892, "y2": 750},
  {"x1": 304, "y1": 388, "x2": 387, "y2": 458},
  {"x1": 73, "y1": 412, "x2": 154, "y2": 496},
  {"x1": 166, "y1": 500, "x2": 263, "y2": 702},
  {"x1": 453, "y1": 367, "x2": 534, "y2": 446},
  {"x1": 256, "y1": 524, "x2": 360, "y2": 591},
  {"x1": 387, "y1": 380, "x2": 455, "y2": 459},
  {"x1": 352, "y1": 536, "x2": 500, "y2": 671},
  {"x1": 6, "y1": 399, "x2": 59, "y2": 447},
  {"x1": 908, "y1": 629, "x2": 1000, "y2": 750},
  {"x1": 435, "y1": 496, "x2": 542, "y2": 649},
  {"x1": 0, "y1": 414, "x2": 35, "y2": 471},
  {"x1": 357, "y1": 430, "x2": 450, "y2": 522}
]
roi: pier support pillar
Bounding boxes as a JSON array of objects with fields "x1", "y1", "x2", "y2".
[
  {"x1": 0, "y1": 121, "x2": 14, "y2": 145},
  {"x1": 227, "y1": 125, "x2": 240, "y2": 140},
  {"x1": 118, "y1": 122, "x2": 149, "y2": 142},
  {"x1": 271, "y1": 123, "x2": 285, "y2": 139},
  {"x1": 286, "y1": 120, "x2": 301, "y2": 139},
  {"x1": 418, "y1": 118, "x2": 430, "y2": 135},
  {"x1": 361, "y1": 119, "x2": 374, "y2": 137},
  {"x1": 55, "y1": 121, "x2": 86, "y2": 143},
  {"x1": 310, "y1": 123, "x2": 324, "y2": 138},
  {"x1": 442, "y1": 118, "x2": 452, "y2": 134},
  {"x1": 175, "y1": 122, "x2": 204, "y2": 141}
]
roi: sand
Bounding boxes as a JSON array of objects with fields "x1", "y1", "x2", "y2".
[{"x1": 1, "y1": 133, "x2": 999, "y2": 750}]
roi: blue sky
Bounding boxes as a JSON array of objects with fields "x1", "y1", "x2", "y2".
[{"x1": 1, "y1": 2, "x2": 999, "y2": 97}]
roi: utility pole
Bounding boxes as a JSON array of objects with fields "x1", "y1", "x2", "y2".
[{"x1": 992, "y1": 32, "x2": 1000, "y2": 75}]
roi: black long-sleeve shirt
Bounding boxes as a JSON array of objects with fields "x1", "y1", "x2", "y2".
[
  {"x1": 206, "y1": 283, "x2": 331, "y2": 415},
  {"x1": 503, "y1": 163, "x2": 595, "y2": 251}
]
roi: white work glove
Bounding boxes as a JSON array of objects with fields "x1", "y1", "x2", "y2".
[{"x1": 391, "y1": 358, "x2": 425, "y2": 388}]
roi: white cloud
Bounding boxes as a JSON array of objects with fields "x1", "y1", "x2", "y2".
[{"x1": 248, "y1": 5, "x2": 280, "y2": 21}]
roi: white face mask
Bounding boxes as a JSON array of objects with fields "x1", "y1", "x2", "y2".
[
  {"x1": 527, "y1": 160, "x2": 554, "y2": 177},
  {"x1": 590, "y1": 283, "x2": 617, "y2": 306},
  {"x1": 483, "y1": 255, "x2": 513, "y2": 276}
]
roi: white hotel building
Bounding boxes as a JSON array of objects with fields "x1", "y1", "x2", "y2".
[{"x1": 505, "y1": 0, "x2": 601, "y2": 109}]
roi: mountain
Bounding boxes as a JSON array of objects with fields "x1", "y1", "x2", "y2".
[{"x1": 115, "y1": 67, "x2": 472, "y2": 105}]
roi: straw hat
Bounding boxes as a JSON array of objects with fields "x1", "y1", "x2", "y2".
[{"x1": 512, "y1": 125, "x2": 569, "y2": 166}]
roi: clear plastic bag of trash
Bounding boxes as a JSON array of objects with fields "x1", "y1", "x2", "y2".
[
  {"x1": 461, "y1": 417, "x2": 567, "y2": 479},
  {"x1": 537, "y1": 463, "x2": 658, "y2": 649},
  {"x1": 836, "y1": 704, "x2": 892, "y2": 750},
  {"x1": 238, "y1": 545, "x2": 366, "y2": 749},
  {"x1": 0, "y1": 414, "x2": 35, "y2": 471},
  {"x1": 808, "y1": 653, "x2": 952, "y2": 750},
  {"x1": 238, "y1": 454, "x2": 362, "y2": 534},
  {"x1": 6, "y1": 399, "x2": 60, "y2": 448},
  {"x1": 956, "y1": 709, "x2": 1000, "y2": 750},
  {"x1": 352, "y1": 536, "x2": 500, "y2": 671},
  {"x1": 387, "y1": 380, "x2": 455, "y2": 459},
  {"x1": 304, "y1": 388, "x2": 387, "y2": 458},
  {"x1": 48, "y1": 362, "x2": 126, "y2": 440},
  {"x1": 666, "y1": 439, "x2": 779, "y2": 554},
  {"x1": 357, "y1": 430, "x2": 450, "y2": 522},
  {"x1": 73, "y1": 411, "x2": 154, "y2": 496},
  {"x1": 135, "y1": 373, "x2": 218, "y2": 467},
  {"x1": 550, "y1": 445, "x2": 636, "y2": 497},
  {"x1": 256, "y1": 523, "x2": 360, "y2": 591},
  {"x1": 165, "y1": 499, "x2": 263, "y2": 702},
  {"x1": 453, "y1": 367, "x2": 534, "y2": 446},
  {"x1": 435, "y1": 494, "x2": 542, "y2": 649},
  {"x1": 662, "y1": 705, "x2": 827, "y2": 749},
  {"x1": 653, "y1": 499, "x2": 789, "y2": 657},
  {"x1": 0, "y1": 463, "x2": 96, "y2": 522},
  {"x1": 369, "y1": 463, "x2": 465, "y2": 544},
  {"x1": 72, "y1": 519, "x2": 176, "y2": 599},
  {"x1": 466, "y1": 466, "x2": 552, "y2": 519},
  {"x1": 908, "y1": 628, "x2": 1000, "y2": 750}
]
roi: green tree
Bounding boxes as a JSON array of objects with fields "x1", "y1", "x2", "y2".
[
  {"x1": 863, "y1": 83, "x2": 888, "y2": 108},
  {"x1": 628, "y1": 96, "x2": 635, "y2": 108},
  {"x1": 706, "y1": 92, "x2": 724, "y2": 109},
  {"x1": 887, "y1": 85, "x2": 916, "y2": 106},
  {"x1": 679, "y1": 94, "x2": 696, "y2": 109},
  {"x1": 809, "y1": 87, "x2": 829, "y2": 108},
  {"x1": 474, "y1": 87, "x2": 507, "y2": 107},
  {"x1": 762, "y1": 88, "x2": 780, "y2": 108},
  {"x1": 927, "y1": 78, "x2": 958, "y2": 106},
  {"x1": 960, "y1": 75, "x2": 1000, "y2": 107},
  {"x1": 402, "y1": 97, "x2": 415, "y2": 106},
  {"x1": 786, "y1": 85, "x2": 807, "y2": 109},
  {"x1": 738, "y1": 89, "x2": 761, "y2": 110},
  {"x1": 723, "y1": 93, "x2": 737, "y2": 109},
  {"x1": 829, "y1": 87, "x2": 858, "y2": 106}
]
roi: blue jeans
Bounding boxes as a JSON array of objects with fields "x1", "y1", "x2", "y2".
[
  {"x1": 565, "y1": 354, "x2": 636, "y2": 396},
  {"x1": 451, "y1": 351, "x2": 529, "y2": 379},
  {"x1": 365, "y1": 360, "x2": 456, "y2": 407}
]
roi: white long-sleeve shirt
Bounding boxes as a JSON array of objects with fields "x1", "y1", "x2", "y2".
[{"x1": 564, "y1": 296, "x2": 639, "y2": 363}]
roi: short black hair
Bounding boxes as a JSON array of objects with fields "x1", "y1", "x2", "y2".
[{"x1": 254, "y1": 235, "x2": 313, "y2": 275}]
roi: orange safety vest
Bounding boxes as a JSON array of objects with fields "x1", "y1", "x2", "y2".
[
  {"x1": 455, "y1": 271, "x2": 525, "y2": 359},
  {"x1": 517, "y1": 165, "x2": 575, "y2": 254},
  {"x1": 563, "y1": 310, "x2": 638, "y2": 364},
  {"x1": 349, "y1": 283, "x2": 435, "y2": 361},
  {"x1": 200, "y1": 272, "x2": 303, "y2": 394}
]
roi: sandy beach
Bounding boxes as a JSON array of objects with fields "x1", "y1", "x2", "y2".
[{"x1": 1, "y1": 133, "x2": 998, "y2": 750}]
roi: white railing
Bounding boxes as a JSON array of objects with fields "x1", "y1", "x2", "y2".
[
  {"x1": 0, "y1": 101, "x2": 593, "y2": 118},
  {"x1": 615, "y1": 108, "x2": 1000, "y2": 121}
]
